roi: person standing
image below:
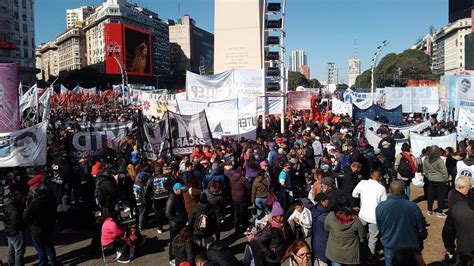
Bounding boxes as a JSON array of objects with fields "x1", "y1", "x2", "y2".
[
  {"x1": 352, "y1": 169, "x2": 387, "y2": 260},
  {"x1": 423, "y1": 145, "x2": 449, "y2": 218},
  {"x1": 24, "y1": 184, "x2": 58, "y2": 266},
  {"x1": 165, "y1": 182, "x2": 188, "y2": 264},
  {"x1": 312, "y1": 136, "x2": 323, "y2": 169},
  {"x1": 4, "y1": 191, "x2": 26, "y2": 266},
  {"x1": 447, "y1": 176, "x2": 472, "y2": 210},
  {"x1": 376, "y1": 180, "x2": 426, "y2": 266},
  {"x1": 230, "y1": 169, "x2": 251, "y2": 232},
  {"x1": 311, "y1": 193, "x2": 330, "y2": 266},
  {"x1": 278, "y1": 163, "x2": 293, "y2": 210},
  {"x1": 252, "y1": 169, "x2": 271, "y2": 217},
  {"x1": 394, "y1": 143, "x2": 417, "y2": 198}
]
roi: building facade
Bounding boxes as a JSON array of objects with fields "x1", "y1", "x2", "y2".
[
  {"x1": 289, "y1": 50, "x2": 306, "y2": 72},
  {"x1": 443, "y1": 18, "x2": 472, "y2": 74},
  {"x1": 66, "y1": 6, "x2": 96, "y2": 29},
  {"x1": 449, "y1": 0, "x2": 474, "y2": 23},
  {"x1": 83, "y1": 0, "x2": 170, "y2": 83},
  {"x1": 348, "y1": 57, "x2": 360, "y2": 88},
  {"x1": 431, "y1": 27, "x2": 446, "y2": 74},
  {"x1": 300, "y1": 64, "x2": 310, "y2": 79},
  {"x1": 214, "y1": 0, "x2": 263, "y2": 73},
  {"x1": 169, "y1": 15, "x2": 214, "y2": 74},
  {"x1": 35, "y1": 41, "x2": 59, "y2": 81},
  {"x1": 0, "y1": 0, "x2": 37, "y2": 85},
  {"x1": 56, "y1": 23, "x2": 87, "y2": 73}
]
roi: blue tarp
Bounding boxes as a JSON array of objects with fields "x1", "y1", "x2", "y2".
[{"x1": 353, "y1": 104, "x2": 403, "y2": 125}]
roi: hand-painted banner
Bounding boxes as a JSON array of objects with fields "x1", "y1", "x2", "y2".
[
  {"x1": 457, "y1": 106, "x2": 474, "y2": 139},
  {"x1": 364, "y1": 118, "x2": 431, "y2": 138},
  {"x1": 0, "y1": 121, "x2": 47, "y2": 167},
  {"x1": 380, "y1": 87, "x2": 439, "y2": 113},
  {"x1": 288, "y1": 91, "x2": 312, "y2": 110},
  {"x1": 0, "y1": 63, "x2": 20, "y2": 132},
  {"x1": 409, "y1": 132, "x2": 457, "y2": 157},
  {"x1": 68, "y1": 121, "x2": 133, "y2": 158}
]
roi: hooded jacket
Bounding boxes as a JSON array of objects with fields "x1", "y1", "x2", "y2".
[
  {"x1": 24, "y1": 186, "x2": 57, "y2": 235},
  {"x1": 324, "y1": 211, "x2": 365, "y2": 265},
  {"x1": 311, "y1": 204, "x2": 329, "y2": 262},
  {"x1": 230, "y1": 171, "x2": 251, "y2": 203},
  {"x1": 252, "y1": 175, "x2": 270, "y2": 204}
]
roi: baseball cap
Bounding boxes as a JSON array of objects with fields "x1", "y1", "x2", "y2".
[{"x1": 173, "y1": 183, "x2": 186, "y2": 191}]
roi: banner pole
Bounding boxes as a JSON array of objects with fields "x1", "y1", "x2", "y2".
[{"x1": 166, "y1": 111, "x2": 173, "y2": 156}]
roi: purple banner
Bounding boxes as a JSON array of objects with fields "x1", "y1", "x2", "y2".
[{"x1": 0, "y1": 63, "x2": 20, "y2": 132}]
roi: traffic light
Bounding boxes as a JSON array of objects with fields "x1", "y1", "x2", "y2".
[{"x1": 263, "y1": 1, "x2": 285, "y2": 92}]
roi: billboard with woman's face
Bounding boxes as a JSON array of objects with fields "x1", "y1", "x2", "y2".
[{"x1": 104, "y1": 24, "x2": 152, "y2": 76}]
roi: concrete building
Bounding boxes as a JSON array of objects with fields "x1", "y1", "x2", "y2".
[
  {"x1": 0, "y1": 0, "x2": 37, "y2": 85},
  {"x1": 289, "y1": 50, "x2": 307, "y2": 72},
  {"x1": 56, "y1": 22, "x2": 87, "y2": 73},
  {"x1": 214, "y1": 0, "x2": 264, "y2": 73},
  {"x1": 66, "y1": 6, "x2": 96, "y2": 29},
  {"x1": 431, "y1": 27, "x2": 447, "y2": 74},
  {"x1": 299, "y1": 64, "x2": 310, "y2": 79},
  {"x1": 442, "y1": 18, "x2": 472, "y2": 74},
  {"x1": 348, "y1": 57, "x2": 360, "y2": 88},
  {"x1": 35, "y1": 41, "x2": 59, "y2": 81},
  {"x1": 169, "y1": 15, "x2": 214, "y2": 74},
  {"x1": 83, "y1": 0, "x2": 170, "y2": 83}
]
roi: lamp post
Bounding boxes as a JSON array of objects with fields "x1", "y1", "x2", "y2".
[
  {"x1": 108, "y1": 44, "x2": 128, "y2": 105},
  {"x1": 370, "y1": 40, "x2": 388, "y2": 104}
]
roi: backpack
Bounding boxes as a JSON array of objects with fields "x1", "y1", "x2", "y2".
[
  {"x1": 197, "y1": 211, "x2": 208, "y2": 231},
  {"x1": 398, "y1": 155, "x2": 413, "y2": 178},
  {"x1": 133, "y1": 183, "x2": 144, "y2": 204}
]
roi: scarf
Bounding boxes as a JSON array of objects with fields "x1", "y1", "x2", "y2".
[{"x1": 402, "y1": 152, "x2": 417, "y2": 175}]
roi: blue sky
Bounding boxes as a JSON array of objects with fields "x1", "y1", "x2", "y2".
[{"x1": 35, "y1": 0, "x2": 448, "y2": 82}]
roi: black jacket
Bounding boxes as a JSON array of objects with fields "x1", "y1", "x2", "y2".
[
  {"x1": 165, "y1": 192, "x2": 188, "y2": 226},
  {"x1": 24, "y1": 188, "x2": 57, "y2": 235},
  {"x1": 341, "y1": 169, "x2": 359, "y2": 207},
  {"x1": 442, "y1": 198, "x2": 474, "y2": 256},
  {"x1": 257, "y1": 223, "x2": 294, "y2": 265},
  {"x1": 97, "y1": 175, "x2": 118, "y2": 209},
  {"x1": 324, "y1": 187, "x2": 344, "y2": 211},
  {"x1": 188, "y1": 202, "x2": 217, "y2": 237},
  {"x1": 206, "y1": 240, "x2": 240, "y2": 266},
  {"x1": 3, "y1": 198, "x2": 26, "y2": 236}
]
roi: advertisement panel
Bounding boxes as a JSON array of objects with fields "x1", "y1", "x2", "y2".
[
  {"x1": 288, "y1": 91, "x2": 312, "y2": 110},
  {"x1": 123, "y1": 25, "x2": 152, "y2": 76},
  {"x1": 104, "y1": 23, "x2": 124, "y2": 75},
  {"x1": 105, "y1": 24, "x2": 152, "y2": 76},
  {"x1": 0, "y1": 63, "x2": 20, "y2": 133}
]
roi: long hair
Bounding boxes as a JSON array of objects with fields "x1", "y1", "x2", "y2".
[
  {"x1": 426, "y1": 145, "x2": 441, "y2": 163},
  {"x1": 282, "y1": 240, "x2": 311, "y2": 263},
  {"x1": 130, "y1": 42, "x2": 147, "y2": 73}
]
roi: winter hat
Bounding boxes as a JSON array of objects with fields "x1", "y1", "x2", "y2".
[{"x1": 271, "y1": 201, "x2": 285, "y2": 217}]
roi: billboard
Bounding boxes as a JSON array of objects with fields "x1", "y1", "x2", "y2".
[
  {"x1": 0, "y1": 63, "x2": 20, "y2": 133},
  {"x1": 104, "y1": 24, "x2": 152, "y2": 76}
]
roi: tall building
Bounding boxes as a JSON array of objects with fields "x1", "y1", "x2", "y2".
[
  {"x1": 66, "y1": 6, "x2": 96, "y2": 29},
  {"x1": 0, "y1": 0, "x2": 37, "y2": 85},
  {"x1": 300, "y1": 64, "x2": 310, "y2": 79},
  {"x1": 449, "y1": 0, "x2": 474, "y2": 23},
  {"x1": 327, "y1": 62, "x2": 335, "y2": 85},
  {"x1": 290, "y1": 50, "x2": 306, "y2": 72},
  {"x1": 348, "y1": 47, "x2": 361, "y2": 88},
  {"x1": 169, "y1": 15, "x2": 214, "y2": 74},
  {"x1": 214, "y1": 0, "x2": 264, "y2": 73},
  {"x1": 35, "y1": 41, "x2": 59, "y2": 81},
  {"x1": 431, "y1": 27, "x2": 447, "y2": 74},
  {"x1": 442, "y1": 18, "x2": 472, "y2": 74},
  {"x1": 82, "y1": 0, "x2": 170, "y2": 84},
  {"x1": 56, "y1": 22, "x2": 87, "y2": 73}
]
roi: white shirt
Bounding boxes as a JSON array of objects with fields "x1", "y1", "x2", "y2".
[
  {"x1": 352, "y1": 179, "x2": 387, "y2": 224},
  {"x1": 312, "y1": 140, "x2": 323, "y2": 156},
  {"x1": 288, "y1": 207, "x2": 312, "y2": 237}
]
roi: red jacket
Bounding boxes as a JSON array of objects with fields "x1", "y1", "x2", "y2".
[{"x1": 101, "y1": 217, "x2": 125, "y2": 246}]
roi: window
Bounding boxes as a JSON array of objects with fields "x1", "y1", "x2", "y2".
[
  {"x1": 23, "y1": 48, "x2": 28, "y2": 58},
  {"x1": 22, "y1": 38, "x2": 27, "y2": 45},
  {"x1": 22, "y1": 24, "x2": 27, "y2": 33},
  {"x1": 21, "y1": 0, "x2": 26, "y2": 9}
]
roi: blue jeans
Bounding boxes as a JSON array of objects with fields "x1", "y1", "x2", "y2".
[
  {"x1": 255, "y1": 197, "x2": 269, "y2": 216},
  {"x1": 384, "y1": 247, "x2": 394, "y2": 266},
  {"x1": 31, "y1": 233, "x2": 56, "y2": 266},
  {"x1": 7, "y1": 231, "x2": 25, "y2": 266}
]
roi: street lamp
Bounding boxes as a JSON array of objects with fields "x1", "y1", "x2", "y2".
[
  {"x1": 370, "y1": 40, "x2": 388, "y2": 104},
  {"x1": 107, "y1": 44, "x2": 128, "y2": 105}
]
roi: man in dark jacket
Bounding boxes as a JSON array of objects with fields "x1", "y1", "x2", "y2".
[
  {"x1": 24, "y1": 184, "x2": 58, "y2": 266},
  {"x1": 341, "y1": 162, "x2": 361, "y2": 207},
  {"x1": 229, "y1": 169, "x2": 251, "y2": 232},
  {"x1": 96, "y1": 171, "x2": 118, "y2": 218},
  {"x1": 202, "y1": 163, "x2": 226, "y2": 190},
  {"x1": 376, "y1": 180, "x2": 426, "y2": 266},
  {"x1": 322, "y1": 177, "x2": 344, "y2": 211},
  {"x1": 4, "y1": 191, "x2": 26, "y2": 266},
  {"x1": 442, "y1": 193, "x2": 474, "y2": 264},
  {"x1": 165, "y1": 182, "x2": 188, "y2": 263}
]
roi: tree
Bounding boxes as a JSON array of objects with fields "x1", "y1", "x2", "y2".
[
  {"x1": 288, "y1": 71, "x2": 310, "y2": 90},
  {"x1": 354, "y1": 49, "x2": 439, "y2": 88},
  {"x1": 309, "y1": 78, "x2": 321, "y2": 88}
]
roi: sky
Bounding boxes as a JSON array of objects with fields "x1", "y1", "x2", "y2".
[{"x1": 35, "y1": 0, "x2": 448, "y2": 82}]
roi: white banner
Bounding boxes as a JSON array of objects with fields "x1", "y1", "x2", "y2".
[
  {"x1": 38, "y1": 86, "x2": 53, "y2": 120},
  {"x1": 343, "y1": 89, "x2": 372, "y2": 104},
  {"x1": 20, "y1": 84, "x2": 38, "y2": 113},
  {"x1": 364, "y1": 118, "x2": 431, "y2": 139},
  {"x1": 365, "y1": 130, "x2": 406, "y2": 155},
  {"x1": 331, "y1": 97, "x2": 352, "y2": 115},
  {"x1": 457, "y1": 77, "x2": 474, "y2": 102},
  {"x1": 409, "y1": 132, "x2": 457, "y2": 157},
  {"x1": 186, "y1": 70, "x2": 235, "y2": 102},
  {"x1": 0, "y1": 121, "x2": 48, "y2": 167},
  {"x1": 380, "y1": 87, "x2": 440, "y2": 113},
  {"x1": 457, "y1": 106, "x2": 474, "y2": 139}
]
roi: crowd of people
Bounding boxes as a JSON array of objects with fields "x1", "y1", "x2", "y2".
[{"x1": 1, "y1": 100, "x2": 474, "y2": 266}]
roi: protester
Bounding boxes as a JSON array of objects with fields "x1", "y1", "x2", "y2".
[
  {"x1": 311, "y1": 193, "x2": 330, "y2": 266},
  {"x1": 281, "y1": 240, "x2": 312, "y2": 266},
  {"x1": 447, "y1": 175, "x2": 472, "y2": 209},
  {"x1": 287, "y1": 200, "x2": 312, "y2": 239},
  {"x1": 252, "y1": 169, "x2": 271, "y2": 217},
  {"x1": 101, "y1": 212, "x2": 131, "y2": 263},
  {"x1": 423, "y1": 145, "x2": 449, "y2": 218},
  {"x1": 4, "y1": 191, "x2": 26, "y2": 266},
  {"x1": 376, "y1": 180, "x2": 426, "y2": 266},
  {"x1": 171, "y1": 227, "x2": 195, "y2": 266},
  {"x1": 166, "y1": 182, "x2": 188, "y2": 263},
  {"x1": 188, "y1": 193, "x2": 217, "y2": 247},
  {"x1": 394, "y1": 143, "x2": 417, "y2": 198}
]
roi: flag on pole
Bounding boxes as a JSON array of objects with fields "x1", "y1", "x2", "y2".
[
  {"x1": 20, "y1": 84, "x2": 38, "y2": 113},
  {"x1": 60, "y1": 84, "x2": 68, "y2": 94},
  {"x1": 38, "y1": 86, "x2": 53, "y2": 120}
]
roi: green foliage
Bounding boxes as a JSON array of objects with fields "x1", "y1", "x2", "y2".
[
  {"x1": 309, "y1": 78, "x2": 321, "y2": 88},
  {"x1": 288, "y1": 71, "x2": 310, "y2": 90},
  {"x1": 354, "y1": 49, "x2": 439, "y2": 88}
]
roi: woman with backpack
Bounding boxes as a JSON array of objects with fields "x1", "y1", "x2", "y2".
[
  {"x1": 188, "y1": 193, "x2": 217, "y2": 247},
  {"x1": 394, "y1": 143, "x2": 417, "y2": 199}
]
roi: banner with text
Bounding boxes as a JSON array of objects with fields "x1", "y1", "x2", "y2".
[
  {"x1": 380, "y1": 87, "x2": 440, "y2": 113},
  {"x1": 288, "y1": 91, "x2": 312, "y2": 110},
  {"x1": 409, "y1": 132, "x2": 457, "y2": 157}
]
